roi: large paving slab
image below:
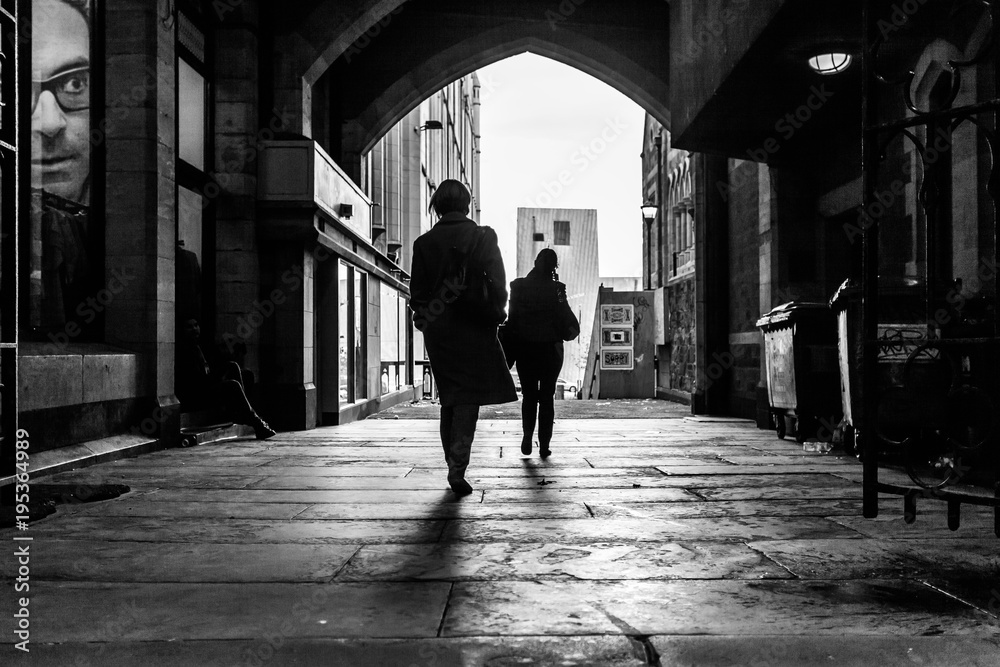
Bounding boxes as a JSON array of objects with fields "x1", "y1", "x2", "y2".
[
  {"x1": 297, "y1": 501, "x2": 592, "y2": 520},
  {"x1": 440, "y1": 579, "x2": 994, "y2": 636},
  {"x1": 335, "y1": 541, "x2": 792, "y2": 582},
  {"x1": 0, "y1": 541, "x2": 359, "y2": 583},
  {"x1": 651, "y1": 636, "x2": 1000, "y2": 667},
  {"x1": 439, "y1": 516, "x2": 864, "y2": 543},
  {"x1": 7, "y1": 637, "x2": 650, "y2": 667},
  {"x1": 3, "y1": 582, "x2": 451, "y2": 642},
  {"x1": 22, "y1": 516, "x2": 448, "y2": 544}
]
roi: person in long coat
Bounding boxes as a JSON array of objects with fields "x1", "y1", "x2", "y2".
[
  {"x1": 408, "y1": 179, "x2": 517, "y2": 495},
  {"x1": 507, "y1": 248, "x2": 579, "y2": 457}
]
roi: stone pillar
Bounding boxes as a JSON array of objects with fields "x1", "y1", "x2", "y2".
[
  {"x1": 260, "y1": 242, "x2": 317, "y2": 431},
  {"x1": 104, "y1": 0, "x2": 179, "y2": 436},
  {"x1": 757, "y1": 163, "x2": 777, "y2": 428},
  {"x1": 271, "y1": 32, "x2": 314, "y2": 137},
  {"x1": 214, "y1": 3, "x2": 261, "y2": 374},
  {"x1": 693, "y1": 154, "x2": 730, "y2": 415}
]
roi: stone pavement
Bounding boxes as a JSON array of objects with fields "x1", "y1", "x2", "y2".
[{"x1": 2, "y1": 400, "x2": 999, "y2": 666}]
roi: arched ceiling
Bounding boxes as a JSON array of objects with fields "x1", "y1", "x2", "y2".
[{"x1": 265, "y1": 0, "x2": 670, "y2": 170}]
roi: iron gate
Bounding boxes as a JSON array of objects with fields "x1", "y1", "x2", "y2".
[{"x1": 861, "y1": 0, "x2": 1000, "y2": 534}]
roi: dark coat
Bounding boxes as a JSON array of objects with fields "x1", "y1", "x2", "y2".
[
  {"x1": 508, "y1": 274, "x2": 576, "y2": 342},
  {"x1": 409, "y1": 212, "x2": 518, "y2": 407},
  {"x1": 507, "y1": 273, "x2": 575, "y2": 379}
]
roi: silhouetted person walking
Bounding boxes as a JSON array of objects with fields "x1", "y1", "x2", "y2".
[
  {"x1": 508, "y1": 249, "x2": 580, "y2": 457},
  {"x1": 408, "y1": 180, "x2": 517, "y2": 495}
]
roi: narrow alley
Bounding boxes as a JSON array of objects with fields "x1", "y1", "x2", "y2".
[{"x1": 2, "y1": 400, "x2": 997, "y2": 666}]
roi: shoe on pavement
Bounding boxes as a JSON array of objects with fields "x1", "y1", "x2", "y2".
[
  {"x1": 521, "y1": 436, "x2": 532, "y2": 455},
  {"x1": 450, "y1": 478, "x2": 474, "y2": 496},
  {"x1": 254, "y1": 419, "x2": 276, "y2": 440}
]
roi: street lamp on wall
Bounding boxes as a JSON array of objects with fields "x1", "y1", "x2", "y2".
[
  {"x1": 414, "y1": 120, "x2": 444, "y2": 133},
  {"x1": 641, "y1": 201, "x2": 658, "y2": 290},
  {"x1": 641, "y1": 202, "x2": 659, "y2": 222}
]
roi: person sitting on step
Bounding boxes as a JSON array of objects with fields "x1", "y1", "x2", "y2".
[{"x1": 176, "y1": 317, "x2": 276, "y2": 440}]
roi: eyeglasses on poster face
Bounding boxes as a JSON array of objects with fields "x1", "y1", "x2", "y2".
[{"x1": 31, "y1": 66, "x2": 90, "y2": 114}]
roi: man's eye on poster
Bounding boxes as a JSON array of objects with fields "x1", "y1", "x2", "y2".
[{"x1": 29, "y1": 0, "x2": 93, "y2": 334}]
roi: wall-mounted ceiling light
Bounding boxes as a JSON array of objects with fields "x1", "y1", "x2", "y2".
[{"x1": 808, "y1": 52, "x2": 852, "y2": 75}]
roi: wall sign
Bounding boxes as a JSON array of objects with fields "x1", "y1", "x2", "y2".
[{"x1": 600, "y1": 304, "x2": 634, "y2": 370}]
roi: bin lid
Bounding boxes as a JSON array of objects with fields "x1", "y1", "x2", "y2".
[
  {"x1": 756, "y1": 301, "x2": 831, "y2": 329},
  {"x1": 829, "y1": 276, "x2": 926, "y2": 309}
]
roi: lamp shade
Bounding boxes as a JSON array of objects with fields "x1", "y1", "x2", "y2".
[{"x1": 640, "y1": 202, "x2": 659, "y2": 221}]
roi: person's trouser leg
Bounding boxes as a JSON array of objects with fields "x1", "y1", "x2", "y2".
[
  {"x1": 518, "y1": 363, "x2": 540, "y2": 452},
  {"x1": 219, "y1": 380, "x2": 275, "y2": 440},
  {"x1": 219, "y1": 380, "x2": 254, "y2": 425},
  {"x1": 538, "y1": 344, "x2": 564, "y2": 453},
  {"x1": 447, "y1": 404, "x2": 479, "y2": 494},
  {"x1": 439, "y1": 406, "x2": 454, "y2": 466},
  {"x1": 537, "y1": 376, "x2": 557, "y2": 451}
]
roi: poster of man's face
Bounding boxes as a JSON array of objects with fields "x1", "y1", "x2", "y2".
[{"x1": 31, "y1": 0, "x2": 91, "y2": 205}]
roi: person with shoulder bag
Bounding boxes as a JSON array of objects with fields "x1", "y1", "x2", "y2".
[
  {"x1": 507, "y1": 249, "x2": 580, "y2": 458},
  {"x1": 408, "y1": 180, "x2": 517, "y2": 495}
]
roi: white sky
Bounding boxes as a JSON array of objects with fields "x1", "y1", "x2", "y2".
[{"x1": 477, "y1": 53, "x2": 646, "y2": 278}]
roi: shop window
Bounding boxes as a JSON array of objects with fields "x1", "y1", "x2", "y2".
[
  {"x1": 354, "y1": 269, "x2": 367, "y2": 401},
  {"x1": 178, "y1": 59, "x2": 205, "y2": 170},
  {"x1": 380, "y1": 283, "x2": 405, "y2": 395},
  {"x1": 175, "y1": 7, "x2": 213, "y2": 339},
  {"x1": 339, "y1": 262, "x2": 368, "y2": 404},
  {"x1": 176, "y1": 186, "x2": 204, "y2": 323},
  {"x1": 339, "y1": 261, "x2": 350, "y2": 402},
  {"x1": 26, "y1": 0, "x2": 103, "y2": 342}
]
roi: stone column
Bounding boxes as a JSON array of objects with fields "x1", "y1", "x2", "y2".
[
  {"x1": 259, "y1": 243, "x2": 317, "y2": 431},
  {"x1": 693, "y1": 154, "x2": 730, "y2": 415},
  {"x1": 214, "y1": 2, "x2": 261, "y2": 374},
  {"x1": 104, "y1": 0, "x2": 178, "y2": 435}
]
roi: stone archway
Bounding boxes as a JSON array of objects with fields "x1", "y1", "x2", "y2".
[{"x1": 266, "y1": 0, "x2": 670, "y2": 177}]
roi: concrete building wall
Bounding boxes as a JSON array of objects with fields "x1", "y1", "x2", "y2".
[{"x1": 516, "y1": 208, "x2": 601, "y2": 389}]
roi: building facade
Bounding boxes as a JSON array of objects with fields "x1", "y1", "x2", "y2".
[
  {"x1": 516, "y1": 208, "x2": 600, "y2": 391},
  {"x1": 641, "y1": 117, "x2": 699, "y2": 405}
]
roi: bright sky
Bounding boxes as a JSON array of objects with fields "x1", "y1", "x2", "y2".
[{"x1": 477, "y1": 53, "x2": 647, "y2": 278}]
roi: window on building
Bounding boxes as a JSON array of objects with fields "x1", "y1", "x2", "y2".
[
  {"x1": 339, "y1": 262, "x2": 350, "y2": 402},
  {"x1": 354, "y1": 269, "x2": 367, "y2": 402},
  {"x1": 380, "y1": 282, "x2": 406, "y2": 396},
  {"x1": 176, "y1": 7, "x2": 214, "y2": 338},
  {"x1": 338, "y1": 261, "x2": 368, "y2": 404},
  {"x1": 533, "y1": 232, "x2": 545, "y2": 242},
  {"x1": 554, "y1": 220, "x2": 571, "y2": 245}
]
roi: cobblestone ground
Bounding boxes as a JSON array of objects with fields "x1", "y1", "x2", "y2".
[{"x1": 2, "y1": 400, "x2": 999, "y2": 666}]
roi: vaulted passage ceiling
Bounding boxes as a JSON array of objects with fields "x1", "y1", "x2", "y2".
[{"x1": 264, "y1": 0, "x2": 670, "y2": 175}]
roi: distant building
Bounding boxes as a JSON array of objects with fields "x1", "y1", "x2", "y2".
[
  {"x1": 516, "y1": 208, "x2": 600, "y2": 389},
  {"x1": 600, "y1": 277, "x2": 643, "y2": 293},
  {"x1": 642, "y1": 117, "x2": 698, "y2": 406}
]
